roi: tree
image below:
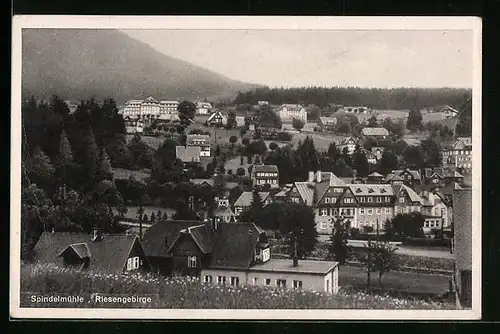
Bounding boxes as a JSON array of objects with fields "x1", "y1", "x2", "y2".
[
  {"x1": 242, "y1": 138, "x2": 250, "y2": 146},
  {"x1": 247, "y1": 140, "x2": 267, "y2": 155},
  {"x1": 280, "y1": 204, "x2": 318, "y2": 259},
  {"x1": 353, "y1": 149, "x2": 370, "y2": 177},
  {"x1": 57, "y1": 129, "x2": 74, "y2": 168},
  {"x1": 226, "y1": 111, "x2": 237, "y2": 129},
  {"x1": 371, "y1": 241, "x2": 398, "y2": 287},
  {"x1": 327, "y1": 142, "x2": 340, "y2": 158},
  {"x1": 378, "y1": 150, "x2": 399, "y2": 175},
  {"x1": 367, "y1": 115, "x2": 378, "y2": 127},
  {"x1": 177, "y1": 101, "x2": 196, "y2": 128},
  {"x1": 328, "y1": 217, "x2": 351, "y2": 264},
  {"x1": 83, "y1": 127, "x2": 100, "y2": 185},
  {"x1": 269, "y1": 142, "x2": 278, "y2": 151},
  {"x1": 229, "y1": 135, "x2": 238, "y2": 145},
  {"x1": 420, "y1": 137, "x2": 442, "y2": 168},
  {"x1": 236, "y1": 167, "x2": 246, "y2": 177},
  {"x1": 96, "y1": 148, "x2": 113, "y2": 181},
  {"x1": 402, "y1": 145, "x2": 425, "y2": 169},
  {"x1": 406, "y1": 108, "x2": 423, "y2": 132},
  {"x1": 243, "y1": 189, "x2": 264, "y2": 223},
  {"x1": 362, "y1": 137, "x2": 378, "y2": 151},
  {"x1": 386, "y1": 212, "x2": 425, "y2": 240},
  {"x1": 292, "y1": 118, "x2": 305, "y2": 131},
  {"x1": 25, "y1": 147, "x2": 55, "y2": 188}
]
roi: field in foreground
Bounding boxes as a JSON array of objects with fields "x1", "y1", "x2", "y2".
[{"x1": 20, "y1": 264, "x2": 454, "y2": 309}]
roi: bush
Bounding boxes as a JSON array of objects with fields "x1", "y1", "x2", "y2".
[
  {"x1": 404, "y1": 238, "x2": 451, "y2": 248},
  {"x1": 277, "y1": 132, "x2": 292, "y2": 142}
]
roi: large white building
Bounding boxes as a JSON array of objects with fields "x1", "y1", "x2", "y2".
[
  {"x1": 120, "y1": 96, "x2": 179, "y2": 120},
  {"x1": 277, "y1": 104, "x2": 307, "y2": 123}
]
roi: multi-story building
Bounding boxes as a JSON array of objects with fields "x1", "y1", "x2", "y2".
[
  {"x1": 186, "y1": 134, "x2": 211, "y2": 157},
  {"x1": 318, "y1": 116, "x2": 338, "y2": 132},
  {"x1": 119, "y1": 96, "x2": 179, "y2": 120},
  {"x1": 420, "y1": 190, "x2": 452, "y2": 230},
  {"x1": 277, "y1": 104, "x2": 307, "y2": 123},
  {"x1": 442, "y1": 137, "x2": 472, "y2": 174},
  {"x1": 251, "y1": 165, "x2": 279, "y2": 189},
  {"x1": 361, "y1": 127, "x2": 389, "y2": 139},
  {"x1": 284, "y1": 170, "x2": 424, "y2": 235}
]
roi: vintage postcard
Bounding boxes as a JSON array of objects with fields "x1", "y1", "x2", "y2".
[{"x1": 10, "y1": 16, "x2": 482, "y2": 320}]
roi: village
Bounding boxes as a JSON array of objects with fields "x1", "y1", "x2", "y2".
[{"x1": 21, "y1": 92, "x2": 473, "y2": 309}]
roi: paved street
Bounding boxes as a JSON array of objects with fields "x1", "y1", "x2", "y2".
[{"x1": 339, "y1": 265, "x2": 451, "y2": 295}]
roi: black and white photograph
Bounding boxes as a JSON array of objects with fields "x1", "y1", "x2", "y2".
[{"x1": 10, "y1": 16, "x2": 482, "y2": 320}]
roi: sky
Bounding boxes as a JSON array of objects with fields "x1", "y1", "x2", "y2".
[{"x1": 122, "y1": 29, "x2": 473, "y2": 89}]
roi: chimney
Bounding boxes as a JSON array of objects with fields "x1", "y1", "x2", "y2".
[
  {"x1": 316, "y1": 170, "x2": 322, "y2": 183},
  {"x1": 308, "y1": 171, "x2": 315, "y2": 182}
]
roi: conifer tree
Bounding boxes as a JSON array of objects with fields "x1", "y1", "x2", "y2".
[
  {"x1": 26, "y1": 146, "x2": 55, "y2": 187},
  {"x1": 57, "y1": 129, "x2": 74, "y2": 167},
  {"x1": 97, "y1": 147, "x2": 113, "y2": 181},
  {"x1": 84, "y1": 127, "x2": 99, "y2": 184}
]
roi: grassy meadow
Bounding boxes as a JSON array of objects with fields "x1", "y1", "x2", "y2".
[{"x1": 20, "y1": 263, "x2": 455, "y2": 309}]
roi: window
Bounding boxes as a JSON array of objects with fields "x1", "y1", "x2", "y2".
[
  {"x1": 377, "y1": 197, "x2": 382, "y2": 203},
  {"x1": 321, "y1": 208, "x2": 328, "y2": 216},
  {"x1": 217, "y1": 276, "x2": 227, "y2": 284},
  {"x1": 367, "y1": 209, "x2": 373, "y2": 215},
  {"x1": 385, "y1": 208, "x2": 390, "y2": 214},
  {"x1": 359, "y1": 208, "x2": 365, "y2": 215},
  {"x1": 331, "y1": 198, "x2": 337, "y2": 203},
  {"x1": 230, "y1": 277, "x2": 240, "y2": 286},
  {"x1": 320, "y1": 222, "x2": 327, "y2": 230},
  {"x1": 368, "y1": 197, "x2": 373, "y2": 203},
  {"x1": 265, "y1": 279, "x2": 271, "y2": 286},
  {"x1": 188, "y1": 256, "x2": 197, "y2": 268},
  {"x1": 293, "y1": 280, "x2": 303, "y2": 289},
  {"x1": 344, "y1": 198, "x2": 354, "y2": 204},
  {"x1": 359, "y1": 197, "x2": 365, "y2": 202},
  {"x1": 204, "y1": 275, "x2": 212, "y2": 283},
  {"x1": 253, "y1": 277, "x2": 259, "y2": 285},
  {"x1": 277, "y1": 279, "x2": 287, "y2": 287},
  {"x1": 127, "y1": 257, "x2": 140, "y2": 271},
  {"x1": 376, "y1": 208, "x2": 381, "y2": 214},
  {"x1": 325, "y1": 197, "x2": 330, "y2": 204},
  {"x1": 399, "y1": 197, "x2": 405, "y2": 203},
  {"x1": 441, "y1": 208, "x2": 445, "y2": 216}
]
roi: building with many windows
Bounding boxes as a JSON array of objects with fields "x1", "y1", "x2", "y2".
[
  {"x1": 442, "y1": 137, "x2": 472, "y2": 174},
  {"x1": 277, "y1": 104, "x2": 307, "y2": 123},
  {"x1": 186, "y1": 134, "x2": 211, "y2": 157},
  {"x1": 251, "y1": 165, "x2": 279, "y2": 189},
  {"x1": 119, "y1": 96, "x2": 179, "y2": 120}
]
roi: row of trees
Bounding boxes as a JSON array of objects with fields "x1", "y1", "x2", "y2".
[{"x1": 233, "y1": 86, "x2": 471, "y2": 111}]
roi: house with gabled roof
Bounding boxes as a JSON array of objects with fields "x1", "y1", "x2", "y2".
[
  {"x1": 371, "y1": 147, "x2": 385, "y2": 161},
  {"x1": 278, "y1": 104, "x2": 307, "y2": 123},
  {"x1": 442, "y1": 137, "x2": 472, "y2": 173},
  {"x1": 31, "y1": 229, "x2": 150, "y2": 274},
  {"x1": 318, "y1": 116, "x2": 338, "y2": 132},
  {"x1": 233, "y1": 191, "x2": 273, "y2": 216},
  {"x1": 385, "y1": 169, "x2": 422, "y2": 187},
  {"x1": 207, "y1": 110, "x2": 227, "y2": 127},
  {"x1": 422, "y1": 167, "x2": 464, "y2": 186},
  {"x1": 186, "y1": 134, "x2": 211, "y2": 157},
  {"x1": 337, "y1": 137, "x2": 359, "y2": 155},
  {"x1": 420, "y1": 190, "x2": 452, "y2": 230},
  {"x1": 142, "y1": 220, "x2": 340, "y2": 294}
]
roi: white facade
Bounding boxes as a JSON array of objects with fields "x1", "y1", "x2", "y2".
[
  {"x1": 278, "y1": 104, "x2": 307, "y2": 123},
  {"x1": 120, "y1": 97, "x2": 179, "y2": 120}
]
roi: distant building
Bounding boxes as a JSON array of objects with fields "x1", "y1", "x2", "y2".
[
  {"x1": 402, "y1": 138, "x2": 422, "y2": 147},
  {"x1": 318, "y1": 116, "x2": 338, "y2": 132},
  {"x1": 195, "y1": 101, "x2": 213, "y2": 115},
  {"x1": 442, "y1": 137, "x2": 472, "y2": 173},
  {"x1": 120, "y1": 96, "x2": 179, "y2": 120},
  {"x1": 440, "y1": 105, "x2": 460, "y2": 119},
  {"x1": 422, "y1": 167, "x2": 464, "y2": 186},
  {"x1": 344, "y1": 106, "x2": 369, "y2": 114},
  {"x1": 124, "y1": 118, "x2": 145, "y2": 134},
  {"x1": 176, "y1": 146, "x2": 201, "y2": 163},
  {"x1": 452, "y1": 187, "x2": 472, "y2": 308},
  {"x1": 186, "y1": 134, "x2": 211, "y2": 157},
  {"x1": 371, "y1": 147, "x2": 385, "y2": 161},
  {"x1": 385, "y1": 169, "x2": 422, "y2": 187},
  {"x1": 361, "y1": 149, "x2": 377, "y2": 165},
  {"x1": 420, "y1": 190, "x2": 453, "y2": 230},
  {"x1": 361, "y1": 127, "x2": 389, "y2": 139},
  {"x1": 233, "y1": 191, "x2": 273, "y2": 216},
  {"x1": 258, "y1": 100, "x2": 270, "y2": 106},
  {"x1": 278, "y1": 104, "x2": 307, "y2": 123},
  {"x1": 337, "y1": 137, "x2": 358, "y2": 155},
  {"x1": 207, "y1": 110, "x2": 227, "y2": 127},
  {"x1": 251, "y1": 165, "x2": 279, "y2": 189}
]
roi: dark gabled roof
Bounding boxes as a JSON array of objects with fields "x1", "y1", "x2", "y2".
[
  {"x1": 141, "y1": 220, "x2": 205, "y2": 258},
  {"x1": 58, "y1": 242, "x2": 91, "y2": 259},
  {"x1": 214, "y1": 206, "x2": 235, "y2": 217},
  {"x1": 33, "y1": 232, "x2": 140, "y2": 274},
  {"x1": 207, "y1": 222, "x2": 267, "y2": 270},
  {"x1": 142, "y1": 220, "x2": 267, "y2": 270},
  {"x1": 253, "y1": 165, "x2": 279, "y2": 174}
]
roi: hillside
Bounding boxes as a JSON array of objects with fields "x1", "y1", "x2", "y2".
[{"x1": 22, "y1": 29, "x2": 258, "y2": 104}]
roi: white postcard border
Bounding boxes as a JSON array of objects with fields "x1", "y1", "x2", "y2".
[{"x1": 10, "y1": 15, "x2": 482, "y2": 320}]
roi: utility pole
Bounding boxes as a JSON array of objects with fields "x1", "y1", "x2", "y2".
[{"x1": 367, "y1": 234, "x2": 371, "y2": 289}]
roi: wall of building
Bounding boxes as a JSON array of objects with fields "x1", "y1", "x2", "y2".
[
  {"x1": 453, "y1": 187, "x2": 472, "y2": 308},
  {"x1": 201, "y1": 267, "x2": 338, "y2": 294}
]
